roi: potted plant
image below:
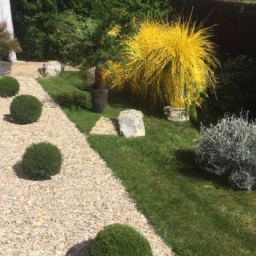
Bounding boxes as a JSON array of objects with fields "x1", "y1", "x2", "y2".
[
  {"x1": 55, "y1": 11, "x2": 122, "y2": 113},
  {"x1": 107, "y1": 17, "x2": 220, "y2": 119}
]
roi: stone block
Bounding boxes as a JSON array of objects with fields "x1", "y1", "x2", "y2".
[
  {"x1": 118, "y1": 109, "x2": 145, "y2": 138},
  {"x1": 38, "y1": 61, "x2": 62, "y2": 77},
  {"x1": 164, "y1": 106, "x2": 188, "y2": 121}
]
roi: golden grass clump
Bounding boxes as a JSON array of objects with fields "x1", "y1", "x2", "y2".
[{"x1": 107, "y1": 17, "x2": 220, "y2": 110}]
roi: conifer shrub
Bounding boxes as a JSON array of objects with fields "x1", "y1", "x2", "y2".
[
  {"x1": 89, "y1": 223, "x2": 152, "y2": 256},
  {"x1": 0, "y1": 76, "x2": 20, "y2": 97},
  {"x1": 195, "y1": 113, "x2": 256, "y2": 190},
  {"x1": 22, "y1": 142, "x2": 62, "y2": 180},
  {"x1": 10, "y1": 95, "x2": 43, "y2": 124}
]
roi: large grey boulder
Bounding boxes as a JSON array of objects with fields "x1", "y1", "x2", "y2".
[
  {"x1": 118, "y1": 109, "x2": 145, "y2": 138},
  {"x1": 38, "y1": 61, "x2": 63, "y2": 77}
]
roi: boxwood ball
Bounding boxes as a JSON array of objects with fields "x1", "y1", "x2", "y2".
[
  {"x1": 22, "y1": 142, "x2": 63, "y2": 180},
  {"x1": 10, "y1": 94, "x2": 43, "y2": 124}
]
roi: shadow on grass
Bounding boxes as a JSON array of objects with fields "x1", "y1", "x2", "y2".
[
  {"x1": 65, "y1": 239, "x2": 92, "y2": 256},
  {"x1": 107, "y1": 89, "x2": 164, "y2": 119},
  {"x1": 174, "y1": 149, "x2": 230, "y2": 189}
]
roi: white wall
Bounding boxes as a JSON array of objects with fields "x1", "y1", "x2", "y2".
[{"x1": 0, "y1": 0, "x2": 17, "y2": 61}]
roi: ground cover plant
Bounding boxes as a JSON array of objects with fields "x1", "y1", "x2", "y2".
[
  {"x1": 196, "y1": 113, "x2": 256, "y2": 191},
  {"x1": 0, "y1": 76, "x2": 20, "y2": 97},
  {"x1": 38, "y1": 72, "x2": 92, "y2": 110},
  {"x1": 38, "y1": 71, "x2": 256, "y2": 256}
]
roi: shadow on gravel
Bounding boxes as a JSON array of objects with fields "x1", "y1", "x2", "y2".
[
  {"x1": 65, "y1": 239, "x2": 92, "y2": 256},
  {"x1": 13, "y1": 161, "x2": 53, "y2": 181},
  {"x1": 3, "y1": 114, "x2": 16, "y2": 123},
  {"x1": 3, "y1": 114, "x2": 27, "y2": 125},
  {"x1": 12, "y1": 161, "x2": 29, "y2": 180}
]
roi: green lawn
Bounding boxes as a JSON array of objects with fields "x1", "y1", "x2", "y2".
[{"x1": 38, "y1": 72, "x2": 256, "y2": 256}]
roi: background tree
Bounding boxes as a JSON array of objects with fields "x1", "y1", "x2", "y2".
[
  {"x1": 10, "y1": 0, "x2": 58, "y2": 60},
  {"x1": 0, "y1": 21, "x2": 21, "y2": 60},
  {"x1": 10, "y1": 0, "x2": 173, "y2": 60}
]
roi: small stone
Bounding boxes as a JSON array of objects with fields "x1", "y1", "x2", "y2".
[
  {"x1": 38, "y1": 61, "x2": 62, "y2": 77},
  {"x1": 118, "y1": 109, "x2": 145, "y2": 138},
  {"x1": 163, "y1": 106, "x2": 188, "y2": 121}
]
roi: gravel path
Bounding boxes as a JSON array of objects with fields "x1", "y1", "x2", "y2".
[{"x1": 0, "y1": 62, "x2": 174, "y2": 255}]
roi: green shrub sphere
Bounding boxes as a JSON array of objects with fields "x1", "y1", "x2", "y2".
[
  {"x1": 10, "y1": 94, "x2": 43, "y2": 124},
  {"x1": 0, "y1": 76, "x2": 20, "y2": 97},
  {"x1": 89, "y1": 224, "x2": 152, "y2": 256},
  {"x1": 22, "y1": 142, "x2": 63, "y2": 180}
]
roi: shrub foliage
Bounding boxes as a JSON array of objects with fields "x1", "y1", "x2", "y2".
[
  {"x1": 199, "y1": 55, "x2": 256, "y2": 125},
  {"x1": 22, "y1": 142, "x2": 62, "y2": 180},
  {"x1": 11, "y1": 0, "x2": 173, "y2": 60},
  {"x1": 10, "y1": 94, "x2": 43, "y2": 124},
  {"x1": 55, "y1": 89, "x2": 92, "y2": 109},
  {"x1": 89, "y1": 223, "x2": 152, "y2": 256},
  {"x1": 195, "y1": 113, "x2": 256, "y2": 190},
  {"x1": 108, "y1": 17, "x2": 219, "y2": 112},
  {"x1": 0, "y1": 21, "x2": 21, "y2": 60},
  {"x1": 0, "y1": 76, "x2": 20, "y2": 97}
]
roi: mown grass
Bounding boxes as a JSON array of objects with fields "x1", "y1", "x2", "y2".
[{"x1": 38, "y1": 72, "x2": 256, "y2": 256}]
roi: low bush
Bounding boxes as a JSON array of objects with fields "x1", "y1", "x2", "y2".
[
  {"x1": 10, "y1": 94, "x2": 43, "y2": 124},
  {"x1": 0, "y1": 76, "x2": 20, "y2": 97},
  {"x1": 195, "y1": 113, "x2": 256, "y2": 190},
  {"x1": 89, "y1": 223, "x2": 152, "y2": 256},
  {"x1": 22, "y1": 142, "x2": 62, "y2": 180},
  {"x1": 198, "y1": 55, "x2": 256, "y2": 125},
  {"x1": 55, "y1": 89, "x2": 92, "y2": 109}
]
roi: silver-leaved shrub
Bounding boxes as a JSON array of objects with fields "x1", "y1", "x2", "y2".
[{"x1": 195, "y1": 113, "x2": 256, "y2": 190}]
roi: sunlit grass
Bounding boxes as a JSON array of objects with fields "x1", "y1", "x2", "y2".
[{"x1": 38, "y1": 72, "x2": 256, "y2": 256}]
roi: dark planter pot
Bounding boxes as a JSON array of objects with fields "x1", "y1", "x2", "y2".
[{"x1": 91, "y1": 88, "x2": 108, "y2": 113}]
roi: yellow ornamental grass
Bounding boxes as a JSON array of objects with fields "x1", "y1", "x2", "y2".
[{"x1": 108, "y1": 18, "x2": 220, "y2": 110}]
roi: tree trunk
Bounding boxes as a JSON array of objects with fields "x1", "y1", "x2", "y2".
[{"x1": 94, "y1": 66, "x2": 105, "y2": 90}]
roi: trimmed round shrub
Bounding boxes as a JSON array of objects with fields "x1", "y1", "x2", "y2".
[
  {"x1": 0, "y1": 76, "x2": 20, "y2": 97},
  {"x1": 22, "y1": 142, "x2": 62, "y2": 180},
  {"x1": 89, "y1": 224, "x2": 152, "y2": 256},
  {"x1": 10, "y1": 94, "x2": 43, "y2": 124},
  {"x1": 195, "y1": 113, "x2": 256, "y2": 191}
]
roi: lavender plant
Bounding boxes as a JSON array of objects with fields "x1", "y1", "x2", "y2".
[{"x1": 195, "y1": 113, "x2": 256, "y2": 190}]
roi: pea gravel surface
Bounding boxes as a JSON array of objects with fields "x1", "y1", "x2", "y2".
[{"x1": 0, "y1": 73, "x2": 174, "y2": 255}]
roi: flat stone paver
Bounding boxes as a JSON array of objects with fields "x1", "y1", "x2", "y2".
[{"x1": 90, "y1": 117, "x2": 119, "y2": 135}]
